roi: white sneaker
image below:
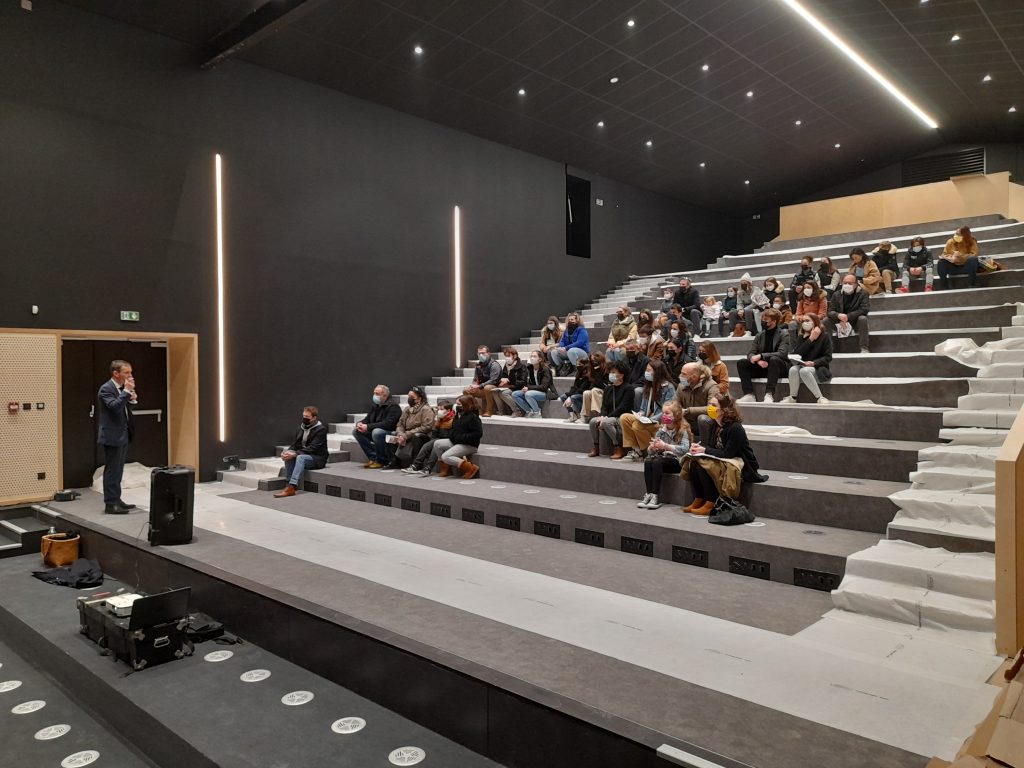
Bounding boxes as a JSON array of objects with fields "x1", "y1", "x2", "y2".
[
  {"x1": 401, "y1": 466, "x2": 420, "y2": 474},
  {"x1": 817, "y1": 397, "x2": 831, "y2": 404},
  {"x1": 645, "y1": 495, "x2": 662, "y2": 509},
  {"x1": 737, "y1": 394, "x2": 756, "y2": 403},
  {"x1": 416, "y1": 468, "x2": 430, "y2": 476},
  {"x1": 637, "y1": 493, "x2": 653, "y2": 508},
  {"x1": 860, "y1": 347, "x2": 870, "y2": 354},
  {"x1": 778, "y1": 396, "x2": 796, "y2": 404},
  {"x1": 763, "y1": 393, "x2": 775, "y2": 403},
  {"x1": 625, "y1": 449, "x2": 642, "y2": 462}
]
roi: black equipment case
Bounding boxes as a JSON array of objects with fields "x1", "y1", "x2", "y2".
[{"x1": 78, "y1": 589, "x2": 193, "y2": 671}]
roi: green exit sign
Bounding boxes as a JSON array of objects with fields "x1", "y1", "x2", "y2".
[{"x1": 120, "y1": 310, "x2": 140, "y2": 322}]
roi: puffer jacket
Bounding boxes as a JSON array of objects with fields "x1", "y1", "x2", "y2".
[
  {"x1": 795, "y1": 291, "x2": 828, "y2": 318},
  {"x1": 396, "y1": 402, "x2": 435, "y2": 438},
  {"x1": 607, "y1": 314, "x2": 637, "y2": 345}
]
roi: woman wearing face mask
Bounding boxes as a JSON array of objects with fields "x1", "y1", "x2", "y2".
[
  {"x1": 582, "y1": 352, "x2": 609, "y2": 423},
  {"x1": 938, "y1": 226, "x2": 980, "y2": 289},
  {"x1": 562, "y1": 356, "x2": 594, "y2": 423},
  {"x1": 404, "y1": 399, "x2": 455, "y2": 476},
  {"x1": 425, "y1": 395, "x2": 483, "y2": 479},
  {"x1": 385, "y1": 386, "x2": 436, "y2": 469},
  {"x1": 721, "y1": 288, "x2": 738, "y2": 337},
  {"x1": 605, "y1": 306, "x2": 637, "y2": 363},
  {"x1": 637, "y1": 402, "x2": 691, "y2": 510},
  {"x1": 848, "y1": 248, "x2": 882, "y2": 295},
  {"x1": 728, "y1": 275, "x2": 757, "y2": 333},
  {"x1": 817, "y1": 256, "x2": 840, "y2": 298},
  {"x1": 899, "y1": 236, "x2": 933, "y2": 293},
  {"x1": 618, "y1": 360, "x2": 676, "y2": 462},
  {"x1": 788, "y1": 257, "x2": 819, "y2": 313},
  {"x1": 663, "y1": 340, "x2": 684, "y2": 381},
  {"x1": 697, "y1": 341, "x2": 729, "y2": 395},
  {"x1": 539, "y1": 316, "x2": 561, "y2": 363},
  {"x1": 659, "y1": 288, "x2": 676, "y2": 316},
  {"x1": 588, "y1": 360, "x2": 633, "y2": 459},
  {"x1": 871, "y1": 241, "x2": 900, "y2": 294},
  {"x1": 550, "y1": 313, "x2": 590, "y2": 375},
  {"x1": 771, "y1": 296, "x2": 792, "y2": 325},
  {"x1": 492, "y1": 347, "x2": 528, "y2": 416},
  {"x1": 779, "y1": 313, "x2": 832, "y2": 405},
  {"x1": 763, "y1": 276, "x2": 786, "y2": 310},
  {"x1": 511, "y1": 350, "x2": 555, "y2": 418},
  {"x1": 792, "y1": 283, "x2": 827, "y2": 336},
  {"x1": 637, "y1": 324, "x2": 664, "y2": 361},
  {"x1": 685, "y1": 395, "x2": 765, "y2": 515}
]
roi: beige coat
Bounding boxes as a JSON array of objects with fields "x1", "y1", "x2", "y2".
[
  {"x1": 396, "y1": 402, "x2": 435, "y2": 438},
  {"x1": 849, "y1": 258, "x2": 882, "y2": 295},
  {"x1": 607, "y1": 315, "x2": 638, "y2": 346},
  {"x1": 676, "y1": 377, "x2": 721, "y2": 426}
]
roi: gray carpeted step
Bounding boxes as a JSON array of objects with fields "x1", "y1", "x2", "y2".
[{"x1": 717, "y1": 353, "x2": 974, "y2": 379}]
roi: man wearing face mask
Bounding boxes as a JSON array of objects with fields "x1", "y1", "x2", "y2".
[
  {"x1": 788, "y1": 257, "x2": 819, "y2": 313},
  {"x1": 721, "y1": 288, "x2": 738, "y2": 337},
  {"x1": 736, "y1": 308, "x2": 791, "y2": 403},
  {"x1": 605, "y1": 306, "x2": 637, "y2": 363},
  {"x1": 637, "y1": 324, "x2": 665, "y2": 362},
  {"x1": 900, "y1": 237, "x2": 934, "y2": 293},
  {"x1": 588, "y1": 360, "x2": 633, "y2": 459},
  {"x1": 464, "y1": 345, "x2": 502, "y2": 417},
  {"x1": 353, "y1": 384, "x2": 402, "y2": 468},
  {"x1": 275, "y1": 406, "x2": 329, "y2": 497},
  {"x1": 385, "y1": 386, "x2": 435, "y2": 469},
  {"x1": 675, "y1": 362, "x2": 720, "y2": 444},
  {"x1": 672, "y1": 277, "x2": 702, "y2": 332},
  {"x1": 827, "y1": 274, "x2": 871, "y2": 354},
  {"x1": 622, "y1": 338, "x2": 651, "y2": 410}
]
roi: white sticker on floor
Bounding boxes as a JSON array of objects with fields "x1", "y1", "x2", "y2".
[
  {"x1": 543, "y1": 451, "x2": 559, "y2": 456},
  {"x1": 12, "y1": 699, "x2": 45, "y2": 714},
  {"x1": 788, "y1": 475, "x2": 809, "y2": 480},
  {"x1": 513, "y1": 448, "x2": 528, "y2": 453},
  {"x1": 458, "y1": 480, "x2": 476, "y2": 485},
  {"x1": 598, "y1": 499, "x2": 617, "y2": 505},
  {"x1": 35, "y1": 724, "x2": 71, "y2": 740},
  {"x1": 522, "y1": 489, "x2": 540, "y2": 494},
  {"x1": 281, "y1": 690, "x2": 314, "y2": 706},
  {"x1": 331, "y1": 717, "x2": 366, "y2": 734},
  {"x1": 745, "y1": 522, "x2": 767, "y2": 527},
  {"x1": 240, "y1": 669, "x2": 271, "y2": 683},
  {"x1": 204, "y1": 650, "x2": 233, "y2": 663},
  {"x1": 0, "y1": 680, "x2": 22, "y2": 693},
  {"x1": 389, "y1": 746, "x2": 426, "y2": 765},
  {"x1": 489, "y1": 484, "x2": 506, "y2": 489},
  {"x1": 559, "y1": 494, "x2": 577, "y2": 499},
  {"x1": 61, "y1": 751, "x2": 100, "y2": 768}
]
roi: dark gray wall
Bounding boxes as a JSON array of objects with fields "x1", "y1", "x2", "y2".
[{"x1": 0, "y1": 1, "x2": 737, "y2": 477}]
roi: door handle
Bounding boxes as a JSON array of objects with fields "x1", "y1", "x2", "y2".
[{"x1": 89, "y1": 405, "x2": 94, "y2": 418}]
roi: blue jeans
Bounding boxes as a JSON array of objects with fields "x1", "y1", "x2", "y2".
[
  {"x1": 511, "y1": 390, "x2": 546, "y2": 414},
  {"x1": 283, "y1": 453, "x2": 324, "y2": 487},
  {"x1": 606, "y1": 348, "x2": 626, "y2": 362},
  {"x1": 353, "y1": 427, "x2": 391, "y2": 462},
  {"x1": 937, "y1": 256, "x2": 978, "y2": 288},
  {"x1": 566, "y1": 394, "x2": 583, "y2": 414},
  {"x1": 550, "y1": 347, "x2": 587, "y2": 368}
]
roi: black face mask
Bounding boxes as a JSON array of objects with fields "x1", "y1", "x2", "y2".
[
  {"x1": 568, "y1": 322, "x2": 578, "y2": 330},
  {"x1": 407, "y1": 397, "x2": 417, "y2": 407},
  {"x1": 301, "y1": 417, "x2": 312, "y2": 426},
  {"x1": 616, "y1": 312, "x2": 626, "y2": 320},
  {"x1": 698, "y1": 352, "x2": 708, "y2": 361},
  {"x1": 626, "y1": 352, "x2": 637, "y2": 361}
]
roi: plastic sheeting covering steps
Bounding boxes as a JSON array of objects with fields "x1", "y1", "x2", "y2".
[
  {"x1": 968, "y1": 378, "x2": 1024, "y2": 394},
  {"x1": 939, "y1": 427, "x2": 1010, "y2": 446},
  {"x1": 840, "y1": 540, "x2": 994, "y2": 601},
  {"x1": 831, "y1": 576, "x2": 993, "y2": 633},
  {"x1": 910, "y1": 466, "x2": 994, "y2": 492},
  {"x1": 888, "y1": 489, "x2": 995, "y2": 529},
  {"x1": 918, "y1": 444, "x2": 1001, "y2": 469}
]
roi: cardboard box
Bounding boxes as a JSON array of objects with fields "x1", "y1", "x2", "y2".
[{"x1": 944, "y1": 653, "x2": 1024, "y2": 767}]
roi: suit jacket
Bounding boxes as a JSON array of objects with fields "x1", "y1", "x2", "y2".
[{"x1": 97, "y1": 379, "x2": 135, "y2": 447}]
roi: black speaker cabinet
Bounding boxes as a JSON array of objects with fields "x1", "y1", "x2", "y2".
[{"x1": 149, "y1": 466, "x2": 195, "y2": 546}]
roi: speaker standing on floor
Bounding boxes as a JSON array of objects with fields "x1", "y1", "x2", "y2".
[{"x1": 149, "y1": 466, "x2": 194, "y2": 546}]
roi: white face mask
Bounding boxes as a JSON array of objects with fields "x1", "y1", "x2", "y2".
[
  {"x1": 774, "y1": 303, "x2": 784, "y2": 310},
  {"x1": 505, "y1": 358, "x2": 514, "y2": 367},
  {"x1": 546, "y1": 323, "x2": 555, "y2": 330},
  {"x1": 842, "y1": 283, "x2": 855, "y2": 294},
  {"x1": 801, "y1": 321, "x2": 813, "y2": 332},
  {"x1": 638, "y1": 337, "x2": 648, "y2": 345},
  {"x1": 912, "y1": 246, "x2": 922, "y2": 253},
  {"x1": 530, "y1": 356, "x2": 540, "y2": 365},
  {"x1": 803, "y1": 287, "x2": 813, "y2": 297},
  {"x1": 727, "y1": 291, "x2": 735, "y2": 297},
  {"x1": 669, "y1": 329, "x2": 679, "y2": 338}
]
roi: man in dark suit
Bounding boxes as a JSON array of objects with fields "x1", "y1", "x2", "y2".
[{"x1": 98, "y1": 359, "x2": 137, "y2": 514}]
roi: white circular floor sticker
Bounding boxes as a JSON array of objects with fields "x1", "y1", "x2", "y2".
[
  {"x1": 331, "y1": 717, "x2": 366, "y2": 734},
  {"x1": 389, "y1": 746, "x2": 426, "y2": 765},
  {"x1": 745, "y1": 521, "x2": 767, "y2": 527},
  {"x1": 598, "y1": 499, "x2": 617, "y2": 505},
  {"x1": 35, "y1": 724, "x2": 71, "y2": 740},
  {"x1": 522, "y1": 489, "x2": 540, "y2": 494},
  {"x1": 12, "y1": 700, "x2": 45, "y2": 714},
  {"x1": 0, "y1": 680, "x2": 23, "y2": 693},
  {"x1": 787, "y1": 475, "x2": 809, "y2": 480},
  {"x1": 458, "y1": 480, "x2": 476, "y2": 485},
  {"x1": 61, "y1": 751, "x2": 100, "y2": 768},
  {"x1": 513, "y1": 448, "x2": 528, "y2": 453},
  {"x1": 543, "y1": 451, "x2": 559, "y2": 456},
  {"x1": 240, "y1": 669, "x2": 271, "y2": 683},
  {"x1": 281, "y1": 690, "x2": 314, "y2": 706},
  {"x1": 204, "y1": 650, "x2": 234, "y2": 663},
  {"x1": 559, "y1": 494, "x2": 577, "y2": 499},
  {"x1": 489, "y1": 484, "x2": 506, "y2": 489}
]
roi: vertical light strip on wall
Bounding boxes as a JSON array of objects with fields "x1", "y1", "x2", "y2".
[
  {"x1": 453, "y1": 205, "x2": 462, "y2": 369},
  {"x1": 215, "y1": 153, "x2": 226, "y2": 442}
]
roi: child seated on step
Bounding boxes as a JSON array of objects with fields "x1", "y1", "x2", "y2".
[
  {"x1": 701, "y1": 296, "x2": 722, "y2": 337},
  {"x1": 402, "y1": 399, "x2": 454, "y2": 476}
]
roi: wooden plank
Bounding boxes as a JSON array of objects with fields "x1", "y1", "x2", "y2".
[{"x1": 996, "y1": 404, "x2": 1024, "y2": 656}]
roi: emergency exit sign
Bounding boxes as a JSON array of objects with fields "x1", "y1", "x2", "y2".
[{"x1": 120, "y1": 310, "x2": 140, "y2": 322}]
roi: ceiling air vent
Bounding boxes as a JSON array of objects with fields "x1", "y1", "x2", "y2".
[{"x1": 901, "y1": 147, "x2": 985, "y2": 187}]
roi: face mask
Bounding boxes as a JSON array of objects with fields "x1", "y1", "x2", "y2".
[
  {"x1": 530, "y1": 356, "x2": 540, "y2": 365},
  {"x1": 626, "y1": 351, "x2": 637, "y2": 361},
  {"x1": 437, "y1": 409, "x2": 449, "y2": 418},
  {"x1": 727, "y1": 290, "x2": 735, "y2": 297},
  {"x1": 372, "y1": 395, "x2": 382, "y2": 405},
  {"x1": 547, "y1": 322, "x2": 555, "y2": 330},
  {"x1": 774, "y1": 303, "x2": 783, "y2": 310},
  {"x1": 912, "y1": 246, "x2": 922, "y2": 253},
  {"x1": 454, "y1": 404, "x2": 462, "y2": 413},
  {"x1": 505, "y1": 358, "x2": 514, "y2": 367},
  {"x1": 644, "y1": 370, "x2": 654, "y2": 382},
  {"x1": 663, "y1": 293, "x2": 672, "y2": 300},
  {"x1": 301, "y1": 417, "x2": 312, "y2": 426},
  {"x1": 590, "y1": 359, "x2": 600, "y2": 366},
  {"x1": 707, "y1": 405, "x2": 720, "y2": 420},
  {"x1": 567, "y1": 321, "x2": 578, "y2": 328},
  {"x1": 679, "y1": 379, "x2": 691, "y2": 389},
  {"x1": 802, "y1": 263, "x2": 811, "y2": 270},
  {"x1": 609, "y1": 373, "x2": 621, "y2": 384},
  {"x1": 953, "y1": 234, "x2": 964, "y2": 243},
  {"x1": 842, "y1": 283, "x2": 855, "y2": 294},
  {"x1": 407, "y1": 397, "x2": 417, "y2": 407},
  {"x1": 478, "y1": 354, "x2": 489, "y2": 363},
  {"x1": 670, "y1": 329, "x2": 679, "y2": 338},
  {"x1": 616, "y1": 312, "x2": 626, "y2": 320},
  {"x1": 766, "y1": 283, "x2": 775, "y2": 290},
  {"x1": 803, "y1": 287, "x2": 814, "y2": 297},
  {"x1": 660, "y1": 413, "x2": 674, "y2": 424},
  {"x1": 638, "y1": 337, "x2": 648, "y2": 345},
  {"x1": 801, "y1": 321, "x2": 813, "y2": 332}
]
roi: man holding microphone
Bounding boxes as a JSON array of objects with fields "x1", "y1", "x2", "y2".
[{"x1": 97, "y1": 359, "x2": 138, "y2": 514}]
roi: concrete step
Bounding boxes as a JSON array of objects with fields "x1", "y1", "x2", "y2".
[
  {"x1": 831, "y1": 576, "x2": 994, "y2": 633},
  {"x1": 1003, "y1": 326, "x2": 1024, "y2": 339},
  {"x1": 734, "y1": 377, "x2": 968, "y2": 408},
  {"x1": 301, "y1": 462, "x2": 880, "y2": 590},
  {"x1": 720, "y1": 352, "x2": 973, "y2": 379},
  {"x1": 840, "y1": 539, "x2": 994, "y2": 601},
  {"x1": 690, "y1": 328, "x2": 1003, "y2": 356}
]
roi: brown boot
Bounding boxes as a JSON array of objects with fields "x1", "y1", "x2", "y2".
[
  {"x1": 610, "y1": 446, "x2": 625, "y2": 460},
  {"x1": 682, "y1": 497, "x2": 704, "y2": 513},
  {"x1": 459, "y1": 459, "x2": 479, "y2": 479},
  {"x1": 691, "y1": 500, "x2": 715, "y2": 516},
  {"x1": 438, "y1": 463, "x2": 451, "y2": 478},
  {"x1": 274, "y1": 484, "x2": 296, "y2": 498},
  {"x1": 587, "y1": 444, "x2": 600, "y2": 458}
]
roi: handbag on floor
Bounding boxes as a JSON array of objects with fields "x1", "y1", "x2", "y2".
[
  {"x1": 41, "y1": 531, "x2": 81, "y2": 567},
  {"x1": 708, "y1": 497, "x2": 755, "y2": 526}
]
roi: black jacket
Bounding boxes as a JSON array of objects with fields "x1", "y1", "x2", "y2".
[
  {"x1": 872, "y1": 248, "x2": 898, "y2": 272},
  {"x1": 673, "y1": 285, "x2": 701, "y2": 314},
  {"x1": 525, "y1": 363, "x2": 555, "y2": 397},
  {"x1": 789, "y1": 267, "x2": 818, "y2": 289},
  {"x1": 359, "y1": 400, "x2": 401, "y2": 433},
  {"x1": 705, "y1": 422, "x2": 764, "y2": 484},
  {"x1": 903, "y1": 246, "x2": 933, "y2": 271},
  {"x1": 502, "y1": 360, "x2": 528, "y2": 390},
  {"x1": 600, "y1": 383, "x2": 635, "y2": 418},
  {"x1": 287, "y1": 421, "x2": 329, "y2": 462},
  {"x1": 473, "y1": 359, "x2": 502, "y2": 387},
  {"x1": 450, "y1": 412, "x2": 483, "y2": 447},
  {"x1": 567, "y1": 367, "x2": 592, "y2": 397},
  {"x1": 791, "y1": 331, "x2": 834, "y2": 382},
  {"x1": 624, "y1": 352, "x2": 651, "y2": 388},
  {"x1": 828, "y1": 287, "x2": 870, "y2": 324},
  {"x1": 746, "y1": 325, "x2": 790, "y2": 363}
]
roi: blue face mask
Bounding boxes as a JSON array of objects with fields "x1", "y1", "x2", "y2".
[
  {"x1": 679, "y1": 379, "x2": 691, "y2": 389},
  {"x1": 372, "y1": 395, "x2": 382, "y2": 405},
  {"x1": 644, "y1": 370, "x2": 654, "y2": 382},
  {"x1": 609, "y1": 373, "x2": 621, "y2": 385},
  {"x1": 479, "y1": 354, "x2": 489, "y2": 363}
]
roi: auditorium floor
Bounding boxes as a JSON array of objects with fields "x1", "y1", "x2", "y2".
[{"x1": 43, "y1": 484, "x2": 1005, "y2": 768}]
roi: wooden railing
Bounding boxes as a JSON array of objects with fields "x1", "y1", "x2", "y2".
[{"x1": 996, "y1": 404, "x2": 1024, "y2": 656}]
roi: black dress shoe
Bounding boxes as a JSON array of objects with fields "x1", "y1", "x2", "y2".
[
  {"x1": 104, "y1": 505, "x2": 129, "y2": 515},
  {"x1": 117, "y1": 502, "x2": 136, "y2": 510}
]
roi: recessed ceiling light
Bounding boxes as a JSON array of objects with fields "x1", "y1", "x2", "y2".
[
  {"x1": 701, "y1": 63, "x2": 710, "y2": 72},
  {"x1": 746, "y1": 90, "x2": 754, "y2": 97},
  {"x1": 982, "y1": 74, "x2": 992, "y2": 82},
  {"x1": 950, "y1": 34, "x2": 960, "y2": 42},
  {"x1": 834, "y1": 143, "x2": 841, "y2": 148},
  {"x1": 517, "y1": 88, "x2": 526, "y2": 96},
  {"x1": 597, "y1": 120, "x2": 605, "y2": 127},
  {"x1": 626, "y1": 18, "x2": 635, "y2": 27},
  {"x1": 413, "y1": 45, "x2": 423, "y2": 55},
  {"x1": 699, "y1": 162, "x2": 706, "y2": 168},
  {"x1": 609, "y1": 76, "x2": 619, "y2": 84},
  {"x1": 920, "y1": 0, "x2": 929, "y2": 4},
  {"x1": 645, "y1": 139, "x2": 653, "y2": 148},
  {"x1": 744, "y1": 180, "x2": 750, "y2": 185},
  {"x1": 794, "y1": 119, "x2": 802, "y2": 126},
  {"x1": 1011, "y1": 106, "x2": 1018, "y2": 113}
]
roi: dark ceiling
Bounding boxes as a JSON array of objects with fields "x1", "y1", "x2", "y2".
[{"x1": 59, "y1": 0, "x2": 1023, "y2": 213}]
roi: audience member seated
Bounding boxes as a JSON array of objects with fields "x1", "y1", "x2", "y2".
[
  {"x1": 731, "y1": 320, "x2": 749, "y2": 337},
  {"x1": 425, "y1": 395, "x2": 482, "y2": 479},
  {"x1": 385, "y1": 386, "x2": 435, "y2": 469},
  {"x1": 938, "y1": 225, "x2": 980, "y2": 289},
  {"x1": 562, "y1": 356, "x2": 592, "y2": 423},
  {"x1": 827, "y1": 274, "x2": 871, "y2": 354},
  {"x1": 637, "y1": 401, "x2": 691, "y2": 510},
  {"x1": 492, "y1": 347, "x2": 528, "y2": 415},
  {"x1": 539, "y1": 315, "x2": 561, "y2": 363},
  {"x1": 818, "y1": 256, "x2": 840, "y2": 298},
  {"x1": 619, "y1": 360, "x2": 676, "y2": 461},
  {"x1": 549, "y1": 312, "x2": 590, "y2": 374},
  {"x1": 622, "y1": 338, "x2": 651, "y2": 409},
  {"x1": 721, "y1": 288, "x2": 738, "y2": 336},
  {"x1": 848, "y1": 247, "x2": 882, "y2": 295},
  {"x1": 637, "y1": 309, "x2": 656, "y2": 331},
  {"x1": 788, "y1": 256, "x2": 819, "y2": 312},
  {"x1": 663, "y1": 339, "x2": 685, "y2": 381},
  {"x1": 658, "y1": 287, "x2": 676, "y2": 315},
  {"x1": 792, "y1": 282, "x2": 828, "y2": 335},
  {"x1": 464, "y1": 345, "x2": 502, "y2": 416},
  {"x1": 672, "y1": 277, "x2": 703, "y2": 331},
  {"x1": 274, "y1": 405, "x2": 328, "y2": 498},
  {"x1": 780, "y1": 313, "x2": 833, "y2": 405},
  {"x1": 736, "y1": 308, "x2": 790, "y2": 404},
  {"x1": 676, "y1": 362, "x2": 721, "y2": 444},
  {"x1": 403, "y1": 399, "x2": 454, "y2": 475},
  {"x1": 511, "y1": 350, "x2": 555, "y2": 417},
  {"x1": 588, "y1": 360, "x2": 633, "y2": 460},
  {"x1": 770, "y1": 294, "x2": 792, "y2": 324},
  {"x1": 697, "y1": 342, "x2": 729, "y2": 395},
  {"x1": 353, "y1": 384, "x2": 401, "y2": 468},
  {"x1": 685, "y1": 394, "x2": 766, "y2": 515},
  {"x1": 762, "y1": 276, "x2": 787, "y2": 312},
  {"x1": 637, "y1": 324, "x2": 664, "y2": 361},
  {"x1": 664, "y1": 303, "x2": 687, "y2": 332},
  {"x1": 900, "y1": 236, "x2": 934, "y2": 293},
  {"x1": 701, "y1": 295, "x2": 722, "y2": 337},
  {"x1": 605, "y1": 306, "x2": 637, "y2": 362},
  {"x1": 871, "y1": 241, "x2": 900, "y2": 294},
  {"x1": 730, "y1": 274, "x2": 768, "y2": 333},
  {"x1": 582, "y1": 352, "x2": 609, "y2": 423}
]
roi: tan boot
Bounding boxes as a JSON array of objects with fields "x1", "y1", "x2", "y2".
[
  {"x1": 682, "y1": 497, "x2": 705, "y2": 513},
  {"x1": 438, "y1": 463, "x2": 451, "y2": 478},
  {"x1": 692, "y1": 501, "x2": 715, "y2": 516},
  {"x1": 587, "y1": 444, "x2": 600, "y2": 458},
  {"x1": 459, "y1": 459, "x2": 480, "y2": 479},
  {"x1": 610, "y1": 447, "x2": 625, "y2": 460},
  {"x1": 274, "y1": 485, "x2": 296, "y2": 498}
]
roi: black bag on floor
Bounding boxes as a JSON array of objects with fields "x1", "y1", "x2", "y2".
[
  {"x1": 185, "y1": 612, "x2": 225, "y2": 643},
  {"x1": 708, "y1": 497, "x2": 755, "y2": 526}
]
